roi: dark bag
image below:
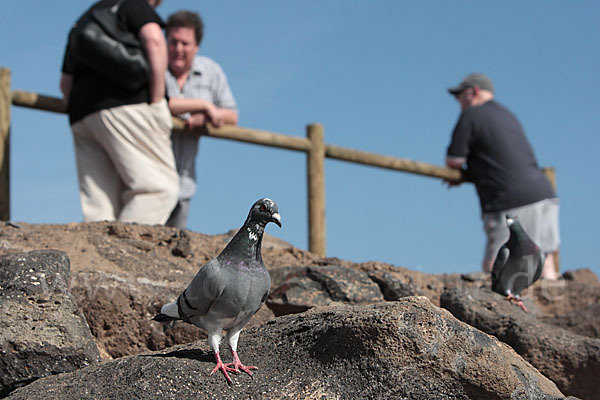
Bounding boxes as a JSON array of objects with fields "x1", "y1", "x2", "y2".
[{"x1": 70, "y1": 0, "x2": 149, "y2": 90}]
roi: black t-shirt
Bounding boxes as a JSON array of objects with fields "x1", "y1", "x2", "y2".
[
  {"x1": 446, "y1": 100, "x2": 555, "y2": 212},
  {"x1": 62, "y1": 0, "x2": 163, "y2": 124}
]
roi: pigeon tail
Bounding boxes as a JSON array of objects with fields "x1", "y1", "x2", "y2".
[
  {"x1": 152, "y1": 313, "x2": 178, "y2": 322},
  {"x1": 152, "y1": 301, "x2": 180, "y2": 322}
]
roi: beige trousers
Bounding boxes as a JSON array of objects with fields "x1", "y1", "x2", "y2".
[{"x1": 71, "y1": 99, "x2": 179, "y2": 224}]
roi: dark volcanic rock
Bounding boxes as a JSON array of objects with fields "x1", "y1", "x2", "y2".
[
  {"x1": 367, "y1": 270, "x2": 419, "y2": 300},
  {"x1": 440, "y1": 287, "x2": 600, "y2": 400},
  {"x1": 0, "y1": 251, "x2": 100, "y2": 397},
  {"x1": 7, "y1": 297, "x2": 564, "y2": 400},
  {"x1": 267, "y1": 265, "x2": 384, "y2": 316}
]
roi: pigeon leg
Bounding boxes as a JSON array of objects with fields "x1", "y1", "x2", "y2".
[
  {"x1": 225, "y1": 350, "x2": 258, "y2": 377},
  {"x1": 224, "y1": 329, "x2": 257, "y2": 377},
  {"x1": 210, "y1": 351, "x2": 236, "y2": 384}
]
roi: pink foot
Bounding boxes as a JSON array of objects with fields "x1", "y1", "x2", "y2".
[
  {"x1": 225, "y1": 350, "x2": 258, "y2": 377},
  {"x1": 515, "y1": 299, "x2": 529, "y2": 312},
  {"x1": 505, "y1": 293, "x2": 528, "y2": 312},
  {"x1": 210, "y1": 351, "x2": 236, "y2": 384}
]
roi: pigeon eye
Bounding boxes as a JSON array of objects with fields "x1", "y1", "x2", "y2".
[{"x1": 259, "y1": 204, "x2": 267, "y2": 212}]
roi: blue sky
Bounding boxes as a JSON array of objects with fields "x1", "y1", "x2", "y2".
[{"x1": 1, "y1": 1, "x2": 598, "y2": 278}]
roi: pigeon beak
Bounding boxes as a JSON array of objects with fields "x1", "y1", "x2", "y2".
[{"x1": 271, "y1": 213, "x2": 282, "y2": 228}]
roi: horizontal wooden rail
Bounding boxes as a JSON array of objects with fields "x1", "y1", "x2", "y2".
[
  {"x1": 13, "y1": 89, "x2": 460, "y2": 181},
  {"x1": 12, "y1": 90, "x2": 66, "y2": 114},
  {"x1": 326, "y1": 144, "x2": 462, "y2": 181},
  {"x1": 172, "y1": 119, "x2": 311, "y2": 152}
]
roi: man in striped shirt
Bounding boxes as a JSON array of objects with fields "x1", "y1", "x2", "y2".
[{"x1": 165, "y1": 10, "x2": 238, "y2": 228}]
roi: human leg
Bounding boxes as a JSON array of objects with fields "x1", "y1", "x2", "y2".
[
  {"x1": 166, "y1": 198, "x2": 191, "y2": 229},
  {"x1": 481, "y1": 211, "x2": 509, "y2": 272},
  {"x1": 541, "y1": 252, "x2": 559, "y2": 280},
  {"x1": 95, "y1": 100, "x2": 179, "y2": 225},
  {"x1": 71, "y1": 117, "x2": 123, "y2": 221},
  {"x1": 512, "y1": 199, "x2": 560, "y2": 280}
]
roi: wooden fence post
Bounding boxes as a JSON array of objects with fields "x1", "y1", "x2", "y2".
[
  {"x1": 0, "y1": 68, "x2": 10, "y2": 221},
  {"x1": 542, "y1": 166, "x2": 560, "y2": 274},
  {"x1": 307, "y1": 123, "x2": 326, "y2": 256}
]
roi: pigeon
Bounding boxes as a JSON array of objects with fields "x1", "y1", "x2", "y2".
[
  {"x1": 153, "y1": 198, "x2": 281, "y2": 384},
  {"x1": 491, "y1": 214, "x2": 544, "y2": 312}
]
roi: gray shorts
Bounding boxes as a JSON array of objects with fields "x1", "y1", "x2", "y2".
[{"x1": 482, "y1": 198, "x2": 560, "y2": 265}]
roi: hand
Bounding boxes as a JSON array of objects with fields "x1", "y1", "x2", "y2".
[
  {"x1": 185, "y1": 112, "x2": 207, "y2": 129},
  {"x1": 204, "y1": 105, "x2": 225, "y2": 128}
]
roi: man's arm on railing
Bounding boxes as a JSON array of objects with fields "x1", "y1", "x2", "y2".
[
  {"x1": 168, "y1": 97, "x2": 238, "y2": 128},
  {"x1": 445, "y1": 156, "x2": 468, "y2": 187}
]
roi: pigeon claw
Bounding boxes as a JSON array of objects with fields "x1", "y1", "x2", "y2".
[
  {"x1": 225, "y1": 350, "x2": 258, "y2": 377},
  {"x1": 225, "y1": 362, "x2": 257, "y2": 377},
  {"x1": 211, "y1": 352, "x2": 237, "y2": 385}
]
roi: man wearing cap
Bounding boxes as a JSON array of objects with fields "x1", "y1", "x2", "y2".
[{"x1": 445, "y1": 73, "x2": 560, "y2": 280}]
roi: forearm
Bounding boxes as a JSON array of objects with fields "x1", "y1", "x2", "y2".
[
  {"x1": 169, "y1": 97, "x2": 239, "y2": 126},
  {"x1": 139, "y1": 22, "x2": 167, "y2": 103},
  {"x1": 218, "y1": 108, "x2": 238, "y2": 125},
  {"x1": 168, "y1": 97, "x2": 214, "y2": 115}
]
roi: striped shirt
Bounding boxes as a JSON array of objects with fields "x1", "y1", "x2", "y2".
[{"x1": 165, "y1": 56, "x2": 237, "y2": 199}]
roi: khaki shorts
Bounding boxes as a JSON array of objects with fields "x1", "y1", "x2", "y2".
[
  {"x1": 71, "y1": 99, "x2": 178, "y2": 224},
  {"x1": 482, "y1": 198, "x2": 560, "y2": 265}
]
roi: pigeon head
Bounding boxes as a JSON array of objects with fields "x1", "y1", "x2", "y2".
[
  {"x1": 247, "y1": 198, "x2": 282, "y2": 228},
  {"x1": 505, "y1": 214, "x2": 517, "y2": 227},
  {"x1": 505, "y1": 213, "x2": 538, "y2": 253},
  {"x1": 220, "y1": 198, "x2": 281, "y2": 264},
  {"x1": 505, "y1": 214, "x2": 526, "y2": 236}
]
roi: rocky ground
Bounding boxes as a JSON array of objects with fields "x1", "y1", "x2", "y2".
[{"x1": 0, "y1": 221, "x2": 597, "y2": 399}]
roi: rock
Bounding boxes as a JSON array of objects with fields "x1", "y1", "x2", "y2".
[
  {"x1": 6, "y1": 297, "x2": 565, "y2": 400},
  {"x1": 541, "y1": 303, "x2": 600, "y2": 339},
  {"x1": 70, "y1": 270, "x2": 275, "y2": 359},
  {"x1": 531, "y1": 278, "x2": 600, "y2": 321},
  {"x1": 461, "y1": 271, "x2": 490, "y2": 283},
  {"x1": 354, "y1": 262, "x2": 488, "y2": 307},
  {"x1": 267, "y1": 265, "x2": 384, "y2": 316},
  {"x1": 170, "y1": 229, "x2": 193, "y2": 258},
  {"x1": 367, "y1": 270, "x2": 419, "y2": 300},
  {"x1": 0, "y1": 251, "x2": 100, "y2": 397},
  {"x1": 562, "y1": 268, "x2": 599, "y2": 285},
  {"x1": 440, "y1": 287, "x2": 600, "y2": 400}
]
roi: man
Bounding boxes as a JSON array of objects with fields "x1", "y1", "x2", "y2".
[
  {"x1": 445, "y1": 73, "x2": 559, "y2": 280},
  {"x1": 164, "y1": 10, "x2": 238, "y2": 228},
  {"x1": 60, "y1": 0, "x2": 179, "y2": 224}
]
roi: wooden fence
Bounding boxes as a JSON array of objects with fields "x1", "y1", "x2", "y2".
[{"x1": 0, "y1": 67, "x2": 556, "y2": 260}]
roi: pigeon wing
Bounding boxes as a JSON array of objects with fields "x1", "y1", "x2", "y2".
[
  {"x1": 491, "y1": 246, "x2": 511, "y2": 294},
  {"x1": 531, "y1": 251, "x2": 545, "y2": 284},
  {"x1": 178, "y1": 258, "x2": 227, "y2": 319}
]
